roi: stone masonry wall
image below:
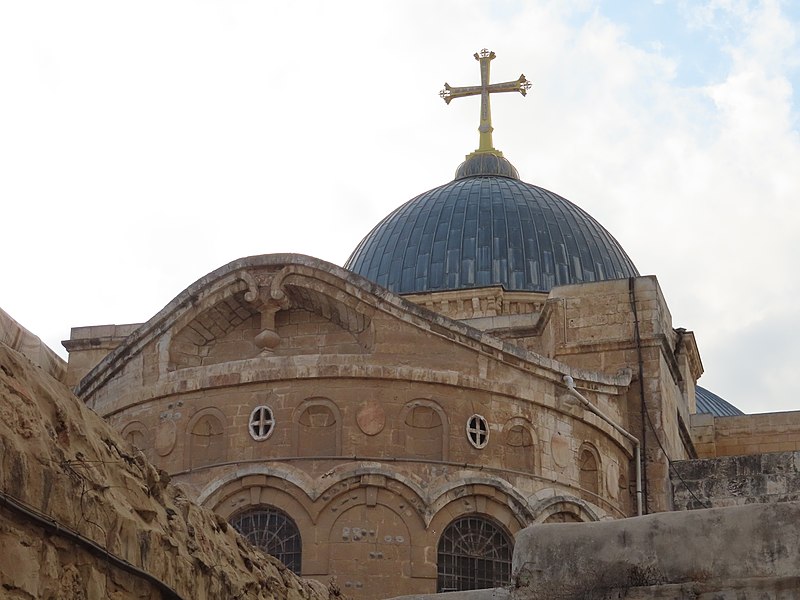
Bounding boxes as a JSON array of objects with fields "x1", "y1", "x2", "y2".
[
  {"x1": 691, "y1": 410, "x2": 800, "y2": 458},
  {"x1": 671, "y1": 451, "x2": 800, "y2": 510},
  {"x1": 527, "y1": 276, "x2": 701, "y2": 513}
]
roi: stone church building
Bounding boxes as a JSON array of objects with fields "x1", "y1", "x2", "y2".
[{"x1": 36, "y1": 50, "x2": 797, "y2": 598}]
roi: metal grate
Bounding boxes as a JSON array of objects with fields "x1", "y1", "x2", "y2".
[
  {"x1": 230, "y1": 507, "x2": 302, "y2": 574},
  {"x1": 437, "y1": 516, "x2": 512, "y2": 592}
]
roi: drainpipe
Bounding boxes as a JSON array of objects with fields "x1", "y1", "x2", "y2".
[{"x1": 563, "y1": 375, "x2": 643, "y2": 517}]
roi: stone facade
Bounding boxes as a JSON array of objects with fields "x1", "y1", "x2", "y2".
[
  {"x1": 59, "y1": 253, "x2": 706, "y2": 597},
  {"x1": 6, "y1": 244, "x2": 800, "y2": 597},
  {"x1": 691, "y1": 411, "x2": 800, "y2": 458}
]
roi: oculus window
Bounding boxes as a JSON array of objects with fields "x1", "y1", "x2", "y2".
[
  {"x1": 466, "y1": 414, "x2": 489, "y2": 448},
  {"x1": 249, "y1": 405, "x2": 275, "y2": 441}
]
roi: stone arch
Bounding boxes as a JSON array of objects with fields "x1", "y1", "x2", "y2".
[
  {"x1": 314, "y1": 473, "x2": 429, "y2": 595},
  {"x1": 530, "y1": 495, "x2": 601, "y2": 524},
  {"x1": 186, "y1": 407, "x2": 226, "y2": 470},
  {"x1": 436, "y1": 513, "x2": 513, "y2": 592},
  {"x1": 120, "y1": 421, "x2": 150, "y2": 457},
  {"x1": 502, "y1": 417, "x2": 538, "y2": 475},
  {"x1": 578, "y1": 442, "x2": 602, "y2": 498},
  {"x1": 292, "y1": 397, "x2": 342, "y2": 457},
  {"x1": 202, "y1": 469, "x2": 315, "y2": 520},
  {"x1": 427, "y1": 477, "x2": 535, "y2": 528},
  {"x1": 167, "y1": 289, "x2": 261, "y2": 371},
  {"x1": 399, "y1": 399, "x2": 449, "y2": 461},
  {"x1": 197, "y1": 463, "x2": 317, "y2": 507},
  {"x1": 206, "y1": 472, "x2": 316, "y2": 575}
]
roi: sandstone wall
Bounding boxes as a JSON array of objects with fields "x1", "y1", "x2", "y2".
[
  {"x1": 515, "y1": 276, "x2": 702, "y2": 513},
  {"x1": 691, "y1": 410, "x2": 800, "y2": 458},
  {"x1": 0, "y1": 342, "x2": 331, "y2": 600},
  {"x1": 65, "y1": 256, "x2": 640, "y2": 597},
  {"x1": 671, "y1": 451, "x2": 800, "y2": 510},
  {"x1": 63, "y1": 323, "x2": 141, "y2": 388}
]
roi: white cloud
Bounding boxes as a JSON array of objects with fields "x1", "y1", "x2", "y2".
[{"x1": 0, "y1": 0, "x2": 798, "y2": 414}]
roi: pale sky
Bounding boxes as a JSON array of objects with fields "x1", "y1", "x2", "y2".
[{"x1": 1, "y1": 1, "x2": 799, "y2": 415}]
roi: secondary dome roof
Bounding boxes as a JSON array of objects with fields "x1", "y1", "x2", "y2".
[
  {"x1": 695, "y1": 386, "x2": 745, "y2": 417},
  {"x1": 345, "y1": 49, "x2": 638, "y2": 295}
]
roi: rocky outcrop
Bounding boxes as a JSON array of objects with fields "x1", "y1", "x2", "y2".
[
  {"x1": 0, "y1": 342, "x2": 333, "y2": 600},
  {"x1": 0, "y1": 307, "x2": 65, "y2": 383}
]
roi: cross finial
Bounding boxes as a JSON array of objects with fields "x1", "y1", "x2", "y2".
[{"x1": 440, "y1": 49, "x2": 532, "y2": 157}]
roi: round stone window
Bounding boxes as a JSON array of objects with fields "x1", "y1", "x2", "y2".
[
  {"x1": 466, "y1": 414, "x2": 489, "y2": 449},
  {"x1": 249, "y1": 405, "x2": 275, "y2": 441}
]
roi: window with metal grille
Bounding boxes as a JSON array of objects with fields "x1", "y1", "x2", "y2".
[
  {"x1": 437, "y1": 515, "x2": 512, "y2": 592},
  {"x1": 230, "y1": 507, "x2": 302, "y2": 574}
]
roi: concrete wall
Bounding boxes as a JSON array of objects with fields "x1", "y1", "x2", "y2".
[{"x1": 511, "y1": 502, "x2": 800, "y2": 599}]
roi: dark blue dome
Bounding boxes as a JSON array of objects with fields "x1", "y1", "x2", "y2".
[
  {"x1": 695, "y1": 386, "x2": 745, "y2": 417},
  {"x1": 345, "y1": 175, "x2": 639, "y2": 294}
]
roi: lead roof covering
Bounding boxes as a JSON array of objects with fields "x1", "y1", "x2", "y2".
[{"x1": 345, "y1": 176, "x2": 639, "y2": 294}]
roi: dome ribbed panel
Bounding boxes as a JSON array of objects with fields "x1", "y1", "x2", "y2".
[
  {"x1": 695, "y1": 386, "x2": 745, "y2": 417},
  {"x1": 345, "y1": 177, "x2": 639, "y2": 294}
]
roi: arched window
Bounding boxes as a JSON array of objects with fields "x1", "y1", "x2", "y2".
[
  {"x1": 188, "y1": 412, "x2": 225, "y2": 469},
  {"x1": 296, "y1": 402, "x2": 338, "y2": 456},
  {"x1": 579, "y1": 443, "x2": 600, "y2": 497},
  {"x1": 404, "y1": 403, "x2": 445, "y2": 460},
  {"x1": 230, "y1": 507, "x2": 302, "y2": 574},
  {"x1": 121, "y1": 421, "x2": 149, "y2": 453},
  {"x1": 437, "y1": 516, "x2": 513, "y2": 592},
  {"x1": 504, "y1": 420, "x2": 536, "y2": 473}
]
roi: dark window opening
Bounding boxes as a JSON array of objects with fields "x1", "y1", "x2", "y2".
[
  {"x1": 437, "y1": 515, "x2": 512, "y2": 592},
  {"x1": 230, "y1": 507, "x2": 302, "y2": 574}
]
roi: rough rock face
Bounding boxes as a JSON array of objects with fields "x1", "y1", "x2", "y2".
[{"x1": 0, "y1": 343, "x2": 333, "y2": 600}]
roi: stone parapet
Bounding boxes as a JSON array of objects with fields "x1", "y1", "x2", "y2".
[
  {"x1": 690, "y1": 410, "x2": 800, "y2": 458},
  {"x1": 512, "y1": 502, "x2": 800, "y2": 599}
]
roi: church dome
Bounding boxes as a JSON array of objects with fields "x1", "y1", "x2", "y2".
[
  {"x1": 345, "y1": 170, "x2": 639, "y2": 295},
  {"x1": 346, "y1": 48, "x2": 638, "y2": 295},
  {"x1": 695, "y1": 386, "x2": 745, "y2": 417}
]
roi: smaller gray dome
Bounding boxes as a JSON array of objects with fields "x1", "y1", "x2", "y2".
[
  {"x1": 455, "y1": 153, "x2": 519, "y2": 180},
  {"x1": 695, "y1": 386, "x2": 745, "y2": 417}
]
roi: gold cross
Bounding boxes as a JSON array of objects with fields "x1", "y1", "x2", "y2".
[{"x1": 440, "y1": 49, "x2": 532, "y2": 156}]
